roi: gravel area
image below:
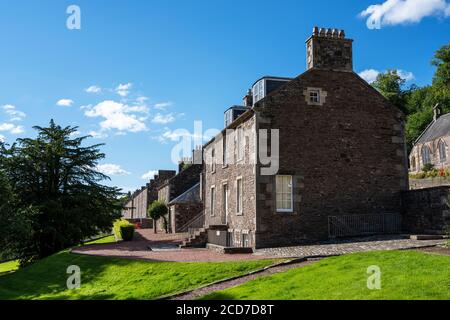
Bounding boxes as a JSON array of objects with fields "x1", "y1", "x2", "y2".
[{"x1": 255, "y1": 235, "x2": 447, "y2": 258}]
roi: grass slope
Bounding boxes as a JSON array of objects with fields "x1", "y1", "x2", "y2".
[
  {"x1": 201, "y1": 250, "x2": 450, "y2": 300},
  {"x1": 0, "y1": 252, "x2": 274, "y2": 300},
  {"x1": 0, "y1": 260, "x2": 20, "y2": 275}
]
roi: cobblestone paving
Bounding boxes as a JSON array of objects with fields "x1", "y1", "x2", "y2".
[{"x1": 254, "y1": 236, "x2": 446, "y2": 258}]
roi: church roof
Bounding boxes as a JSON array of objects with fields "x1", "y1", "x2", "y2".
[
  {"x1": 416, "y1": 113, "x2": 450, "y2": 144},
  {"x1": 168, "y1": 183, "x2": 200, "y2": 205}
]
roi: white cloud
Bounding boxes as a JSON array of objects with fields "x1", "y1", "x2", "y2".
[
  {"x1": 69, "y1": 130, "x2": 82, "y2": 137},
  {"x1": 115, "y1": 83, "x2": 132, "y2": 97},
  {"x1": 2, "y1": 104, "x2": 26, "y2": 121},
  {"x1": 154, "y1": 102, "x2": 172, "y2": 110},
  {"x1": 152, "y1": 113, "x2": 176, "y2": 124},
  {"x1": 358, "y1": 69, "x2": 380, "y2": 83},
  {"x1": 397, "y1": 70, "x2": 415, "y2": 81},
  {"x1": 0, "y1": 134, "x2": 5, "y2": 142},
  {"x1": 85, "y1": 100, "x2": 148, "y2": 133},
  {"x1": 141, "y1": 170, "x2": 158, "y2": 180},
  {"x1": 358, "y1": 68, "x2": 415, "y2": 83},
  {"x1": 89, "y1": 130, "x2": 108, "y2": 139},
  {"x1": 136, "y1": 96, "x2": 148, "y2": 104},
  {"x1": 56, "y1": 99, "x2": 74, "y2": 107},
  {"x1": 85, "y1": 85, "x2": 102, "y2": 93},
  {"x1": 96, "y1": 164, "x2": 131, "y2": 176},
  {"x1": 157, "y1": 128, "x2": 216, "y2": 143},
  {"x1": 360, "y1": 0, "x2": 450, "y2": 27},
  {"x1": 0, "y1": 123, "x2": 25, "y2": 134}
]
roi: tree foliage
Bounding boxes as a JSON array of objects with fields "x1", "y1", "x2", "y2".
[
  {"x1": 147, "y1": 200, "x2": 169, "y2": 233},
  {"x1": 0, "y1": 120, "x2": 122, "y2": 263}
]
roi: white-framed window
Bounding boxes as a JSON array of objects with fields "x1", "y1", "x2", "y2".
[
  {"x1": 276, "y1": 175, "x2": 293, "y2": 212},
  {"x1": 222, "y1": 135, "x2": 227, "y2": 166},
  {"x1": 439, "y1": 140, "x2": 446, "y2": 163},
  {"x1": 210, "y1": 186, "x2": 215, "y2": 217},
  {"x1": 309, "y1": 90, "x2": 320, "y2": 104},
  {"x1": 237, "y1": 126, "x2": 244, "y2": 161},
  {"x1": 236, "y1": 178, "x2": 243, "y2": 214},
  {"x1": 421, "y1": 145, "x2": 431, "y2": 165},
  {"x1": 223, "y1": 183, "x2": 229, "y2": 222},
  {"x1": 211, "y1": 148, "x2": 216, "y2": 173},
  {"x1": 252, "y1": 80, "x2": 265, "y2": 104}
]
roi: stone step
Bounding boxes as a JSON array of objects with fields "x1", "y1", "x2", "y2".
[{"x1": 410, "y1": 234, "x2": 448, "y2": 240}]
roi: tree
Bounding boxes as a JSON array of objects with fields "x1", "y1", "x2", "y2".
[
  {"x1": 372, "y1": 69, "x2": 408, "y2": 114},
  {"x1": 432, "y1": 44, "x2": 450, "y2": 87},
  {"x1": 0, "y1": 120, "x2": 122, "y2": 262},
  {"x1": 147, "y1": 200, "x2": 169, "y2": 234}
]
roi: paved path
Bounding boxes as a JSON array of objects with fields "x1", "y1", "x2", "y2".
[
  {"x1": 170, "y1": 259, "x2": 316, "y2": 300},
  {"x1": 72, "y1": 229, "x2": 269, "y2": 262},
  {"x1": 73, "y1": 231, "x2": 446, "y2": 263},
  {"x1": 255, "y1": 236, "x2": 446, "y2": 258}
]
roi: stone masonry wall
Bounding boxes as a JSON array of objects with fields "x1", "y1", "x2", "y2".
[
  {"x1": 402, "y1": 187, "x2": 450, "y2": 233},
  {"x1": 203, "y1": 115, "x2": 258, "y2": 247},
  {"x1": 254, "y1": 69, "x2": 408, "y2": 248},
  {"x1": 170, "y1": 203, "x2": 203, "y2": 233}
]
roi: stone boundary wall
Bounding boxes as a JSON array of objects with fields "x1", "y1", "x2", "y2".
[
  {"x1": 409, "y1": 178, "x2": 450, "y2": 190},
  {"x1": 401, "y1": 186, "x2": 450, "y2": 234}
]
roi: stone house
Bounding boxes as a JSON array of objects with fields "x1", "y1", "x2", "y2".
[
  {"x1": 409, "y1": 105, "x2": 450, "y2": 173},
  {"x1": 168, "y1": 183, "x2": 203, "y2": 233},
  {"x1": 122, "y1": 170, "x2": 176, "y2": 227},
  {"x1": 157, "y1": 156, "x2": 203, "y2": 233},
  {"x1": 200, "y1": 27, "x2": 409, "y2": 249}
]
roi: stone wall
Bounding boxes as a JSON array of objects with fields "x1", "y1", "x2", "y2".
[
  {"x1": 254, "y1": 69, "x2": 408, "y2": 248},
  {"x1": 402, "y1": 187, "x2": 450, "y2": 234},
  {"x1": 410, "y1": 178, "x2": 450, "y2": 190},
  {"x1": 203, "y1": 114, "x2": 258, "y2": 247},
  {"x1": 169, "y1": 203, "x2": 203, "y2": 233}
]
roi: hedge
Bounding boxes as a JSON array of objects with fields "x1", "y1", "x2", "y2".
[{"x1": 113, "y1": 219, "x2": 135, "y2": 241}]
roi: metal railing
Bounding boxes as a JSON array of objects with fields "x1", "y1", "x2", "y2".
[
  {"x1": 328, "y1": 213, "x2": 401, "y2": 238},
  {"x1": 178, "y1": 212, "x2": 205, "y2": 235}
]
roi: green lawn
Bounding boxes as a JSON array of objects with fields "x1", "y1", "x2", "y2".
[
  {"x1": 84, "y1": 235, "x2": 117, "y2": 245},
  {"x1": 0, "y1": 251, "x2": 275, "y2": 300},
  {"x1": 201, "y1": 250, "x2": 450, "y2": 300},
  {"x1": 0, "y1": 260, "x2": 20, "y2": 275}
]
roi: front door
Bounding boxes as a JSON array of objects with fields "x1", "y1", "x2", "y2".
[{"x1": 223, "y1": 184, "x2": 229, "y2": 224}]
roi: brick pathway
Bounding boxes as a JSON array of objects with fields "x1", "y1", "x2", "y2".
[
  {"x1": 255, "y1": 235, "x2": 446, "y2": 258},
  {"x1": 72, "y1": 229, "x2": 267, "y2": 262},
  {"x1": 72, "y1": 231, "x2": 446, "y2": 263}
]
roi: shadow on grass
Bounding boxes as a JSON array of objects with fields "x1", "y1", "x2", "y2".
[{"x1": 0, "y1": 251, "x2": 163, "y2": 300}]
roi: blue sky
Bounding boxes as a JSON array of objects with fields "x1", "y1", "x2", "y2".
[{"x1": 0, "y1": 0, "x2": 449, "y2": 192}]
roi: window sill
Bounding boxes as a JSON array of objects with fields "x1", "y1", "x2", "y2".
[
  {"x1": 275, "y1": 210, "x2": 297, "y2": 215},
  {"x1": 236, "y1": 212, "x2": 243, "y2": 216}
]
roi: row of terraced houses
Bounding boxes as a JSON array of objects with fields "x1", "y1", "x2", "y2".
[{"x1": 122, "y1": 27, "x2": 450, "y2": 251}]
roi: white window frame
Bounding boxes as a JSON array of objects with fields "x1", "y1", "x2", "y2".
[
  {"x1": 211, "y1": 148, "x2": 216, "y2": 173},
  {"x1": 276, "y1": 175, "x2": 294, "y2": 213},
  {"x1": 237, "y1": 126, "x2": 244, "y2": 161},
  {"x1": 223, "y1": 182, "x2": 229, "y2": 223},
  {"x1": 210, "y1": 186, "x2": 216, "y2": 217},
  {"x1": 222, "y1": 134, "x2": 228, "y2": 167},
  {"x1": 309, "y1": 90, "x2": 320, "y2": 104},
  {"x1": 236, "y1": 177, "x2": 243, "y2": 215}
]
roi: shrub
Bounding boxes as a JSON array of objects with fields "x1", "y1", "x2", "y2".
[
  {"x1": 422, "y1": 163, "x2": 435, "y2": 172},
  {"x1": 120, "y1": 225, "x2": 135, "y2": 241},
  {"x1": 113, "y1": 219, "x2": 134, "y2": 241}
]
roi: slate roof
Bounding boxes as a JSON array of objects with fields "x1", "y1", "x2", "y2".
[
  {"x1": 416, "y1": 114, "x2": 450, "y2": 144},
  {"x1": 168, "y1": 183, "x2": 200, "y2": 205}
]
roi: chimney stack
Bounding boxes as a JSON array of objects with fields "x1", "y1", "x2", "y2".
[
  {"x1": 306, "y1": 26, "x2": 353, "y2": 72},
  {"x1": 434, "y1": 104, "x2": 442, "y2": 121},
  {"x1": 243, "y1": 89, "x2": 253, "y2": 107}
]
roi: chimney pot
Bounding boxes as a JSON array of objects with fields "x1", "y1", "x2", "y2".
[
  {"x1": 313, "y1": 26, "x2": 319, "y2": 36},
  {"x1": 319, "y1": 28, "x2": 326, "y2": 37}
]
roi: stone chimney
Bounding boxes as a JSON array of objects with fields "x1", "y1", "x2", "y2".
[
  {"x1": 433, "y1": 104, "x2": 442, "y2": 121},
  {"x1": 243, "y1": 89, "x2": 253, "y2": 107},
  {"x1": 306, "y1": 26, "x2": 353, "y2": 72}
]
